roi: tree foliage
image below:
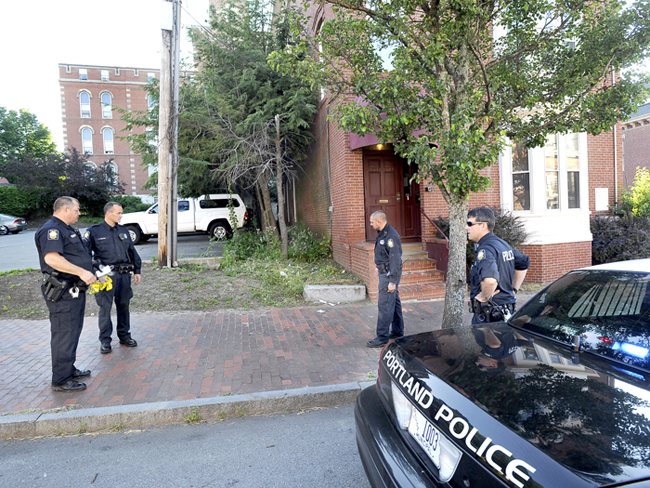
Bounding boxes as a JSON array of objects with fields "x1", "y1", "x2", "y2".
[
  {"x1": 0, "y1": 107, "x2": 58, "y2": 168},
  {"x1": 620, "y1": 167, "x2": 650, "y2": 217},
  {"x1": 271, "y1": 0, "x2": 650, "y2": 326},
  {"x1": 122, "y1": 0, "x2": 317, "y2": 256},
  {"x1": 2, "y1": 148, "x2": 124, "y2": 217}
]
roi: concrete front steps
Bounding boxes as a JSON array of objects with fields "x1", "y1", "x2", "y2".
[{"x1": 352, "y1": 242, "x2": 446, "y2": 303}]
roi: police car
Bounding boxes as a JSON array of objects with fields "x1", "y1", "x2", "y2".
[{"x1": 355, "y1": 259, "x2": 650, "y2": 488}]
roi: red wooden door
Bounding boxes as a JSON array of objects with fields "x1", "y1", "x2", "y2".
[
  {"x1": 402, "y1": 161, "x2": 421, "y2": 241},
  {"x1": 364, "y1": 153, "x2": 403, "y2": 239}
]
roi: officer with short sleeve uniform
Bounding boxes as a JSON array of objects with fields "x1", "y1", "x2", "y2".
[
  {"x1": 466, "y1": 207, "x2": 530, "y2": 324},
  {"x1": 35, "y1": 196, "x2": 97, "y2": 392},
  {"x1": 367, "y1": 210, "x2": 404, "y2": 347},
  {"x1": 85, "y1": 202, "x2": 142, "y2": 354}
]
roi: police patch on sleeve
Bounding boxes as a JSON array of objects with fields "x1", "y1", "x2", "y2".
[
  {"x1": 388, "y1": 239, "x2": 394, "y2": 248},
  {"x1": 48, "y1": 229, "x2": 59, "y2": 240},
  {"x1": 477, "y1": 249, "x2": 485, "y2": 260},
  {"x1": 84, "y1": 230, "x2": 90, "y2": 239}
]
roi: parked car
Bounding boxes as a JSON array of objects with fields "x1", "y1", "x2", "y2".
[
  {"x1": 119, "y1": 194, "x2": 248, "y2": 244},
  {"x1": 0, "y1": 214, "x2": 27, "y2": 234},
  {"x1": 0, "y1": 224, "x2": 8, "y2": 235},
  {"x1": 355, "y1": 259, "x2": 650, "y2": 488}
]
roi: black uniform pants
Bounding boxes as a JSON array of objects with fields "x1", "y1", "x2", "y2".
[
  {"x1": 95, "y1": 273, "x2": 133, "y2": 345},
  {"x1": 43, "y1": 287, "x2": 86, "y2": 386},
  {"x1": 376, "y1": 274, "x2": 403, "y2": 341}
]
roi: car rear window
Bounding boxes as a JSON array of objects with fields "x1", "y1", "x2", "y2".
[
  {"x1": 199, "y1": 198, "x2": 239, "y2": 209},
  {"x1": 511, "y1": 270, "x2": 650, "y2": 370}
]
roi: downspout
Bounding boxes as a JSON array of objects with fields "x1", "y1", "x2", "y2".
[
  {"x1": 326, "y1": 106, "x2": 333, "y2": 238},
  {"x1": 613, "y1": 69, "x2": 618, "y2": 205}
]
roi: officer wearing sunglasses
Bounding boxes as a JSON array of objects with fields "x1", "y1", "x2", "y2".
[{"x1": 466, "y1": 207, "x2": 530, "y2": 323}]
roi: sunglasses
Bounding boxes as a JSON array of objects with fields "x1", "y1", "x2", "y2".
[{"x1": 466, "y1": 220, "x2": 486, "y2": 227}]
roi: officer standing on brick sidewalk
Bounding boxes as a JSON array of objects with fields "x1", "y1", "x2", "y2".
[
  {"x1": 367, "y1": 210, "x2": 404, "y2": 348},
  {"x1": 35, "y1": 196, "x2": 97, "y2": 392},
  {"x1": 85, "y1": 202, "x2": 142, "y2": 354},
  {"x1": 466, "y1": 207, "x2": 530, "y2": 324}
]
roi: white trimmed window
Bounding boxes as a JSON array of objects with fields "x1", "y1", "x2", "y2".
[
  {"x1": 512, "y1": 141, "x2": 530, "y2": 211},
  {"x1": 102, "y1": 128, "x2": 114, "y2": 154},
  {"x1": 545, "y1": 135, "x2": 559, "y2": 209},
  {"x1": 105, "y1": 161, "x2": 118, "y2": 185},
  {"x1": 499, "y1": 132, "x2": 590, "y2": 245},
  {"x1": 80, "y1": 92, "x2": 91, "y2": 118},
  {"x1": 101, "y1": 92, "x2": 112, "y2": 118},
  {"x1": 79, "y1": 68, "x2": 88, "y2": 80},
  {"x1": 101, "y1": 69, "x2": 109, "y2": 81},
  {"x1": 566, "y1": 133, "x2": 581, "y2": 209},
  {"x1": 81, "y1": 127, "x2": 93, "y2": 154}
]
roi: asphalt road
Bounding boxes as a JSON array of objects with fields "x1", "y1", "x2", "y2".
[
  {"x1": 0, "y1": 404, "x2": 370, "y2": 488},
  {"x1": 0, "y1": 230, "x2": 224, "y2": 272}
]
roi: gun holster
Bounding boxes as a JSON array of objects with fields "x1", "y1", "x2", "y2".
[
  {"x1": 377, "y1": 264, "x2": 388, "y2": 274},
  {"x1": 43, "y1": 272, "x2": 69, "y2": 302},
  {"x1": 117, "y1": 264, "x2": 135, "y2": 274}
]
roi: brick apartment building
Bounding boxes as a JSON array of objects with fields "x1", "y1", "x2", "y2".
[
  {"x1": 59, "y1": 63, "x2": 157, "y2": 202},
  {"x1": 295, "y1": 6, "x2": 625, "y2": 302},
  {"x1": 622, "y1": 101, "x2": 650, "y2": 188}
]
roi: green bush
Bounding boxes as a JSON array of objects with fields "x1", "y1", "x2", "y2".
[
  {"x1": 433, "y1": 206, "x2": 529, "y2": 280},
  {"x1": 222, "y1": 224, "x2": 332, "y2": 266},
  {"x1": 222, "y1": 227, "x2": 281, "y2": 265},
  {"x1": 0, "y1": 186, "x2": 53, "y2": 218},
  {"x1": 288, "y1": 224, "x2": 332, "y2": 262},
  {"x1": 591, "y1": 215, "x2": 650, "y2": 264},
  {"x1": 112, "y1": 195, "x2": 151, "y2": 214},
  {"x1": 620, "y1": 167, "x2": 650, "y2": 218}
]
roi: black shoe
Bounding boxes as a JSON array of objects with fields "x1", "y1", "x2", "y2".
[
  {"x1": 51, "y1": 380, "x2": 86, "y2": 392},
  {"x1": 367, "y1": 338, "x2": 388, "y2": 348},
  {"x1": 119, "y1": 338, "x2": 138, "y2": 347},
  {"x1": 73, "y1": 368, "x2": 91, "y2": 378},
  {"x1": 389, "y1": 333, "x2": 404, "y2": 339},
  {"x1": 100, "y1": 343, "x2": 112, "y2": 354}
]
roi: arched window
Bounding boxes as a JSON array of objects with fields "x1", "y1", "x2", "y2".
[
  {"x1": 102, "y1": 127, "x2": 114, "y2": 154},
  {"x1": 101, "y1": 92, "x2": 112, "y2": 118},
  {"x1": 104, "y1": 161, "x2": 118, "y2": 186},
  {"x1": 80, "y1": 92, "x2": 91, "y2": 118},
  {"x1": 82, "y1": 127, "x2": 93, "y2": 154}
]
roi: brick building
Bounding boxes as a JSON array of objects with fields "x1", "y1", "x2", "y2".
[
  {"x1": 295, "y1": 7, "x2": 625, "y2": 301},
  {"x1": 59, "y1": 64, "x2": 157, "y2": 202},
  {"x1": 622, "y1": 101, "x2": 650, "y2": 188}
]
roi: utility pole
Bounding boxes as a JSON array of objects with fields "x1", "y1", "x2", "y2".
[{"x1": 158, "y1": 0, "x2": 181, "y2": 267}]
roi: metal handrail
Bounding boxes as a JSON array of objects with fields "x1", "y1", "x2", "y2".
[{"x1": 420, "y1": 208, "x2": 449, "y2": 249}]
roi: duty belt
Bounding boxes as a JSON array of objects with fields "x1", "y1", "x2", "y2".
[
  {"x1": 43, "y1": 272, "x2": 88, "y2": 302},
  {"x1": 376, "y1": 263, "x2": 388, "y2": 274},
  {"x1": 469, "y1": 298, "x2": 515, "y2": 322}
]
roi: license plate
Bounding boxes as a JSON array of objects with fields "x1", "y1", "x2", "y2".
[{"x1": 408, "y1": 408, "x2": 441, "y2": 468}]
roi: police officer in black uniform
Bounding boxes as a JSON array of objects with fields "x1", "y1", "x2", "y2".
[
  {"x1": 86, "y1": 202, "x2": 142, "y2": 354},
  {"x1": 35, "y1": 196, "x2": 97, "y2": 392},
  {"x1": 466, "y1": 207, "x2": 530, "y2": 324},
  {"x1": 367, "y1": 210, "x2": 404, "y2": 347}
]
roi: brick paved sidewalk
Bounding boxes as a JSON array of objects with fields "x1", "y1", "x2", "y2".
[{"x1": 0, "y1": 300, "x2": 456, "y2": 415}]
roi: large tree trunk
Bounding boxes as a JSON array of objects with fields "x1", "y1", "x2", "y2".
[
  {"x1": 275, "y1": 115, "x2": 289, "y2": 258},
  {"x1": 256, "y1": 168, "x2": 279, "y2": 238},
  {"x1": 442, "y1": 195, "x2": 469, "y2": 328}
]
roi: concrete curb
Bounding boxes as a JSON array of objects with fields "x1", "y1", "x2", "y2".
[{"x1": 1, "y1": 381, "x2": 375, "y2": 439}]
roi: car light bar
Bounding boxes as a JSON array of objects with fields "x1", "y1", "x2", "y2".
[{"x1": 612, "y1": 341, "x2": 649, "y2": 359}]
